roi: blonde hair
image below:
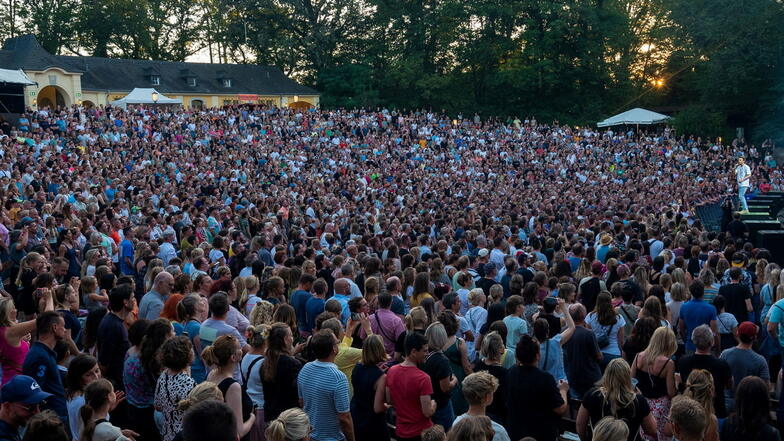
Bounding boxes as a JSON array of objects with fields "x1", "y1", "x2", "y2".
[
  {"x1": 249, "y1": 300, "x2": 275, "y2": 326},
  {"x1": 488, "y1": 284, "x2": 504, "y2": 303},
  {"x1": 0, "y1": 298, "x2": 15, "y2": 327},
  {"x1": 467, "y1": 288, "x2": 486, "y2": 306},
  {"x1": 659, "y1": 273, "x2": 673, "y2": 292},
  {"x1": 233, "y1": 276, "x2": 247, "y2": 304},
  {"x1": 240, "y1": 275, "x2": 259, "y2": 310},
  {"x1": 597, "y1": 358, "x2": 636, "y2": 418},
  {"x1": 405, "y1": 306, "x2": 429, "y2": 331},
  {"x1": 461, "y1": 371, "x2": 498, "y2": 405},
  {"x1": 684, "y1": 369, "x2": 715, "y2": 417},
  {"x1": 177, "y1": 381, "x2": 223, "y2": 411},
  {"x1": 247, "y1": 324, "x2": 271, "y2": 349},
  {"x1": 592, "y1": 417, "x2": 630, "y2": 441},
  {"x1": 266, "y1": 408, "x2": 310, "y2": 441},
  {"x1": 16, "y1": 252, "x2": 43, "y2": 285},
  {"x1": 670, "y1": 282, "x2": 689, "y2": 302},
  {"x1": 361, "y1": 334, "x2": 388, "y2": 365},
  {"x1": 480, "y1": 331, "x2": 505, "y2": 362},
  {"x1": 644, "y1": 326, "x2": 677, "y2": 366}
]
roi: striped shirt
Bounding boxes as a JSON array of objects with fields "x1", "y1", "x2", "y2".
[{"x1": 298, "y1": 360, "x2": 350, "y2": 441}]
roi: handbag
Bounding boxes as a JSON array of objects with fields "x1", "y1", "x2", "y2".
[{"x1": 597, "y1": 323, "x2": 613, "y2": 349}]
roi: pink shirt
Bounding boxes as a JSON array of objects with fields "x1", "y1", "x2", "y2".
[
  {"x1": 363, "y1": 308, "x2": 405, "y2": 355},
  {"x1": 0, "y1": 326, "x2": 29, "y2": 385}
]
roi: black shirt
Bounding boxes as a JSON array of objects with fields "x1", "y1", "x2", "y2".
[
  {"x1": 727, "y1": 220, "x2": 748, "y2": 238},
  {"x1": 719, "y1": 283, "x2": 751, "y2": 323},
  {"x1": 476, "y1": 277, "x2": 498, "y2": 299},
  {"x1": 676, "y1": 354, "x2": 732, "y2": 418},
  {"x1": 261, "y1": 355, "x2": 302, "y2": 421},
  {"x1": 474, "y1": 361, "x2": 508, "y2": 425},
  {"x1": 563, "y1": 326, "x2": 602, "y2": 399},
  {"x1": 581, "y1": 388, "x2": 650, "y2": 441},
  {"x1": 96, "y1": 312, "x2": 130, "y2": 390},
  {"x1": 422, "y1": 351, "x2": 452, "y2": 408},
  {"x1": 505, "y1": 365, "x2": 564, "y2": 441}
]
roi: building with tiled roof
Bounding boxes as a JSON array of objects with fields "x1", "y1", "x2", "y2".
[{"x1": 0, "y1": 35, "x2": 320, "y2": 109}]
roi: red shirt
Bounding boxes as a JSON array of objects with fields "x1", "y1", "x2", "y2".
[{"x1": 386, "y1": 364, "x2": 433, "y2": 438}]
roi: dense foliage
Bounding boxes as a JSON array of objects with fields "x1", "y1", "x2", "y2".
[{"x1": 1, "y1": 0, "x2": 782, "y2": 139}]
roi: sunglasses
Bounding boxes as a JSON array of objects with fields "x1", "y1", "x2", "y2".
[{"x1": 15, "y1": 402, "x2": 41, "y2": 413}]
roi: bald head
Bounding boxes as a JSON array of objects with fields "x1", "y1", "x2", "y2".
[
  {"x1": 569, "y1": 303, "x2": 587, "y2": 323},
  {"x1": 334, "y1": 278, "x2": 350, "y2": 295},
  {"x1": 154, "y1": 271, "x2": 174, "y2": 295}
]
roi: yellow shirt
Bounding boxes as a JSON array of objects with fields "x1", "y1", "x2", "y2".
[
  {"x1": 335, "y1": 336, "x2": 362, "y2": 397},
  {"x1": 409, "y1": 293, "x2": 433, "y2": 308}
]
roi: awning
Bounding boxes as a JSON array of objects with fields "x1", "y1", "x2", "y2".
[
  {"x1": 110, "y1": 88, "x2": 182, "y2": 109},
  {"x1": 597, "y1": 108, "x2": 671, "y2": 127},
  {"x1": 0, "y1": 69, "x2": 35, "y2": 85}
]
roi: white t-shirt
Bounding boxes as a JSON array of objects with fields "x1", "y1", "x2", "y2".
[{"x1": 736, "y1": 164, "x2": 751, "y2": 187}]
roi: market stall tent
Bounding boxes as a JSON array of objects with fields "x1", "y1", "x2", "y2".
[
  {"x1": 597, "y1": 108, "x2": 671, "y2": 127},
  {"x1": 110, "y1": 88, "x2": 182, "y2": 109}
]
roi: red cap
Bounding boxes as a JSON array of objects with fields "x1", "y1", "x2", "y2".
[{"x1": 737, "y1": 322, "x2": 758, "y2": 339}]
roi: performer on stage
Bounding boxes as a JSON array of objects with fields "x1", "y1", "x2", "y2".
[{"x1": 735, "y1": 156, "x2": 751, "y2": 213}]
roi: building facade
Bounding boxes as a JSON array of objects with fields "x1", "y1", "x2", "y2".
[{"x1": 0, "y1": 35, "x2": 319, "y2": 110}]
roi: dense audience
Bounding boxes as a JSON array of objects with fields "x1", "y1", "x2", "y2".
[{"x1": 0, "y1": 103, "x2": 782, "y2": 441}]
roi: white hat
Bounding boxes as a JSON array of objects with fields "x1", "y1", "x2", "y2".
[{"x1": 478, "y1": 248, "x2": 489, "y2": 257}]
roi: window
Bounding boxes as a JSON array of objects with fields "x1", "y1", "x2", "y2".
[
  {"x1": 187, "y1": 77, "x2": 196, "y2": 87},
  {"x1": 151, "y1": 75, "x2": 160, "y2": 86},
  {"x1": 48, "y1": 75, "x2": 57, "y2": 85},
  {"x1": 222, "y1": 78, "x2": 232, "y2": 88}
]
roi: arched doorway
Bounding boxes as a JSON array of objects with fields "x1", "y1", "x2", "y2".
[
  {"x1": 190, "y1": 99, "x2": 204, "y2": 110},
  {"x1": 288, "y1": 101, "x2": 311, "y2": 110},
  {"x1": 37, "y1": 85, "x2": 70, "y2": 109},
  {"x1": 82, "y1": 100, "x2": 95, "y2": 108}
]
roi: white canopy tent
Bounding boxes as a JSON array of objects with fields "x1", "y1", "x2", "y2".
[
  {"x1": 0, "y1": 69, "x2": 35, "y2": 85},
  {"x1": 597, "y1": 107, "x2": 671, "y2": 127},
  {"x1": 110, "y1": 88, "x2": 182, "y2": 109}
]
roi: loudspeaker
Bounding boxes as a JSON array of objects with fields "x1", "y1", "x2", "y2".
[{"x1": 758, "y1": 230, "x2": 784, "y2": 265}]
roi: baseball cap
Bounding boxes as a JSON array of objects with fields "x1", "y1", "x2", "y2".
[
  {"x1": 591, "y1": 261, "x2": 604, "y2": 274},
  {"x1": 483, "y1": 262, "x2": 497, "y2": 274},
  {"x1": 477, "y1": 248, "x2": 489, "y2": 257},
  {"x1": 17, "y1": 217, "x2": 34, "y2": 228},
  {"x1": 737, "y1": 321, "x2": 758, "y2": 339},
  {"x1": 732, "y1": 252, "x2": 746, "y2": 267},
  {"x1": 616, "y1": 264, "x2": 630, "y2": 277},
  {"x1": 0, "y1": 375, "x2": 52, "y2": 404}
]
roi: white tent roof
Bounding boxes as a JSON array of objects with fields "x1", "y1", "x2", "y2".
[
  {"x1": 111, "y1": 88, "x2": 182, "y2": 108},
  {"x1": 597, "y1": 107, "x2": 671, "y2": 127},
  {"x1": 0, "y1": 69, "x2": 35, "y2": 85}
]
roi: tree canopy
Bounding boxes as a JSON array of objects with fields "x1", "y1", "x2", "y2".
[{"x1": 2, "y1": 0, "x2": 782, "y2": 139}]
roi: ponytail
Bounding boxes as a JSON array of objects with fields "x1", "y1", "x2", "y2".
[
  {"x1": 16, "y1": 252, "x2": 41, "y2": 287},
  {"x1": 265, "y1": 408, "x2": 310, "y2": 441},
  {"x1": 177, "y1": 381, "x2": 223, "y2": 411},
  {"x1": 79, "y1": 403, "x2": 96, "y2": 441},
  {"x1": 80, "y1": 379, "x2": 113, "y2": 441}
]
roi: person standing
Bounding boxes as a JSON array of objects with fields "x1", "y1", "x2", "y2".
[
  {"x1": 718, "y1": 267, "x2": 752, "y2": 323},
  {"x1": 298, "y1": 330, "x2": 355, "y2": 441},
  {"x1": 676, "y1": 325, "x2": 732, "y2": 420},
  {"x1": 386, "y1": 332, "x2": 435, "y2": 441},
  {"x1": 564, "y1": 304, "x2": 603, "y2": 400},
  {"x1": 719, "y1": 322, "x2": 770, "y2": 407},
  {"x1": 505, "y1": 334, "x2": 568, "y2": 441},
  {"x1": 119, "y1": 227, "x2": 136, "y2": 276},
  {"x1": 139, "y1": 271, "x2": 174, "y2": 321},
  {"x1": 21, "y1": 311, "x2": 69, "y2": 431},
  {"x1": 678, "y1": 281, "x2": 718, "y2": 353},
  {"x1": 735, "y1": 157, "x2": 751, "y2": 213}
]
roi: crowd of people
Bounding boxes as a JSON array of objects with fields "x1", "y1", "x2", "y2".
[{"x1": 0, "y1": 103, "x2": 782, "y2": 441}]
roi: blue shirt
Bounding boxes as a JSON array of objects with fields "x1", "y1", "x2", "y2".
[
  {"x1": 0, "y1": 420, "x2": 20, "y2": 441},
  {"x1": 290, "y1": 289, "x2": 312, "y2": 332},
  {"x1": 120, "y1": 239, "x2": 135, "y2": 275},
  {"x1": 332, "y1": 293, "x2": 352, "y2": 325},
  {"x1": 23, "y1": 342, "x2": 68, "y2": 430},
  {"x1": 305, "y1": 297, "x2": 326, "y2": 334},
  {"x1": 184, "y1": 320, "x2": 206, "y2": 383},
  {"x1": 298, "y1": 360, "x2": 350, "y2": 441},
  {"x1": 139, "y1": 290, "x2": 166, "y2": 320},
  {"x1": 679, "y1": 299, "x2": 717, "y2": 351}
]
